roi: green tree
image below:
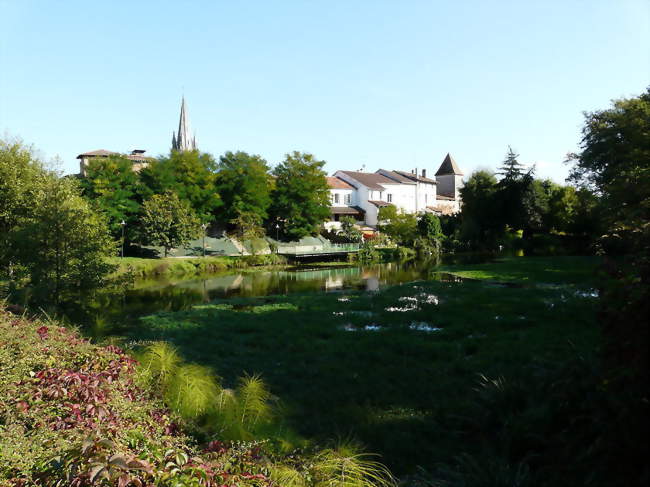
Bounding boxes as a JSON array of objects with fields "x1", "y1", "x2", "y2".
[
  {"x1": 78, "y1": 154, "x2": 143, "y2": 239},
  {"x1": 495, "y1": 148, "x2": 534, "y2": 235},
  {"x1": 567, "y1": 87, "x2": 650, "y2": 253},
  {"x1": 520, "y1": 176, "x2": 552, "y2": 236},
  {"x1": 339, "y1": 216, "x2": 362, "y2": 242},
  {"x1": 546, "y1": 185, "x2": 578, "y2": 233},
  {"x1": 459, "y1": 170, "x2": 501, "y2": 248},
  {"x1": 417, "y1": 213, "x2": 444, "y2": 241},
  {"x1": 0, "y1": 138, "x2": 45, "y2": 275},
  {"x1": 140, "y1": 150, "x2": 221, "y2": 222},
  {"x1": 498, "y1": 146, "x2": 526, "y2": 181},
  {"x1": 268, "y1": 151, "x2": 331, "y2": 240},
  {"x1": 566, "y1": 87, "x2": 650, "y2": 486},
  {"x1": 141, "y1": 191, "x2": 201, "y2": 257},
  {"x1": 215, "y1": 151, "x2": 272, "y2": 229},
  {"x1": 13, "y1": 176, "x2": 115, "y2": 306},
  {"x1": 377, "y1": 205, "x2": 418, "y2": 246}
]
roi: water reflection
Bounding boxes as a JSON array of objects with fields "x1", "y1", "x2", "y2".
[{"x1": 72, "y1": 253, "x2": 493, "y2": 338}]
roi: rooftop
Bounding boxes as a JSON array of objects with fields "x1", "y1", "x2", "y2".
[
  {"x1": 368, "y1": 200, "x2": 392, "y2": 207},
  {"x1": 435, "y1": 153, "x2": 464, "y2": 176},
  {"x1": 393, "y1": 170, "x2": 437, "y2": 184},
  {"x1": 338, "y1": 171, "x2": 401, "y2": 190},
  {"x1": 76, "y1": 149, "x2": 117, "y2": 159},
  {"x1": 327, "y1": 176, "x2": 356, "y2": 190}
]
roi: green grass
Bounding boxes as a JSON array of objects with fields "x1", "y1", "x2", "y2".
[
  {"x1": 108, "y1": 254, "x2": 288, "y2": 279},
  {"x1": 124, "y1": 256, "x2": 603, "y2": 479},
  {"x1": 440, "y1": 255, "x2": 600, "y2": 284}
]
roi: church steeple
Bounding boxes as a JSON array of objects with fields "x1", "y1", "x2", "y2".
[{"x1": 171, "y1": 96, "x2": 197, "y2": 152}]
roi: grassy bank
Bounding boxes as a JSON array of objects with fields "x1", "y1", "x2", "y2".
[
  {"x1": 0, "y1": 307, "x2": 395, "y2": 486},
  {"x1": 108, "y1": 254, "x2": 288, "y2": 280},
  {"x1": 122, "y1": 256, "x2": 615, "y2": 484}
]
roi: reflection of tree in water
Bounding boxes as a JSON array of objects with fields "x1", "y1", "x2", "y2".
[{"x1": 75, "y1": 255, "x2": 489, "y2": 339}]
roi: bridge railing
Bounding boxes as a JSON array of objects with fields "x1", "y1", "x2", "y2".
[{"x1": 277, "y1": 243, "x2": 360, "y2": 255}]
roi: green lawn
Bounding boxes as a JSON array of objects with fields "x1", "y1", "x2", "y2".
[
  {"x1": 440, "y1": 255, "x2": 600, "y2": 284},
  {"x1": 124, "y1": 256, "x2": 603, "y2": 481}
]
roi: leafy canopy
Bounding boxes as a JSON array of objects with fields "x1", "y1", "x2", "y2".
[
  {"x1": 0, "y1": 138, "x2": 46, "y2": 267},
  {"x1": 78, "y1": 155, "x2": 143, "y2": 238},
  {"x1": 140, "y1": 191, "x2": 201, "y2": 257},
  {"x1": 567, "y1": 87, "x2": 650, "y2": 252},
  {"x1": 13, "y1": 175, "x2": 115, "y2": 305},
  {"x1": 140, "y1": 150, "x2": 221, "y2": 222},
  {"x1": 215, "y1": 151, "x2": 272, "y2": 227},
  {"x1": 268, "y1": 151, "x2": 331, "y2": 240},
  {"x1": 377, "y1": 205, "x2": 418, "y2": 246}
]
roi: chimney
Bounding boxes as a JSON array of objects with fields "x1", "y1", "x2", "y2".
[{"x1": 422, "y1": 169, "x2": 426, "y2": 178}]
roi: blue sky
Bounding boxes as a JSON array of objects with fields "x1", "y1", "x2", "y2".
[{"x1": 1, "y1": 0, "x2": 648, "y2": 181}]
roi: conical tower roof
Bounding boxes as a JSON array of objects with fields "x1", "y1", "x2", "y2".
[
  {"x1": 171, "y1": 96, "x2": 197, "y2": 152},
  {"x1": 435, "y1": 153, "x2": 463, "y2": 176}
]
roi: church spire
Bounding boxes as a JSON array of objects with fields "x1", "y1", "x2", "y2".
[{"x1": 171, "y1": 96, "x2": 197, "y2": 152}]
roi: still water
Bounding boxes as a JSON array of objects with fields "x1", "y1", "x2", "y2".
[{"x1": 75, "y1": 254, "x2": 491, "y2": 338}]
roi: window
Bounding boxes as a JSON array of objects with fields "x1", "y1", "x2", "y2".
[
  {"x1": 425, "y1": 194, "x2": 428, "y2": 204},
  {"x1": 334, "y1": 193, "x2": 340, "y2": 204},
  {"x1": 387, "y1": 193, "x2": 392, "y2": 203},
  {"x1": 344, "y1": 193, "x2": 351, "y2": 204}
]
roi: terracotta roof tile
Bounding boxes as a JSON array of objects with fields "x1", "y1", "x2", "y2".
[
  {"x1": 327, "y1": 176, "x2": 355, "y2": 189},
  {"x1": 76, "y1": 149, "x2": 118, "y2": 159}
]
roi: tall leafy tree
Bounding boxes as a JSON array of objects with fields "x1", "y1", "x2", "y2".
[
  {"x1": 417, "y1": 213, "x2": 444, "y2": 241},
  {"x1": 140, "y1": 150, "x2": 221, "y2": 222},
  {"x1": 14, "y1": 176, "x2": 115, "y2": 306},
  {"x1": 267, "y1": 151, "x2": 331, "y2": 240},
  {"x1": 459, "y1": 170, "x2": 501, "y2": 247},
  {"x1": 215, "y1": 151, "x2": 272, "y2": 231},
  {"x1": 0, "y1": 138, "x2": 45, "y2": 274},
  {"x1": 566, "y1": 87, "x2": 650, "y2": 485},
  {"x1": 78, "y1": 155, "x2": 143, "y2": 239},
  {"x1": 567, "y1": 87, "x2": 650, "y2": 252},
  {"x1": 546, "y1": 185, "x2": 579, "y2": 233},
  {"x1": 141, "y1": 191, "x2": 201, "y2": 257}
]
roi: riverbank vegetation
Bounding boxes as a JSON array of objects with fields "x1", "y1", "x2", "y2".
[
  {"x1": 0, "y1": 307, "x2": 396, "y2": 486},
  {"x1": 109, "y1": 254, "x2": 288, "y2": 280},
  {"x1": 117, "y1": 256, "x2": 608, "y2": 484}
]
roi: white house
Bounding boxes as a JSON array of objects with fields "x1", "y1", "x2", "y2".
[
  {"x1": 327, "y1": 153, "x2": 464, "y2": 228},
  {"x1": 324, "y1": 176, "x2": 365, "y2": 230}
]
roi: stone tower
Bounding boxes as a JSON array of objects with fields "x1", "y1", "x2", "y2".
[
  {"x1": 435, "y1": 153, "x2": 464, "y2": 200},
  {"x1": 171, "y1": 96, "x2": 197, "y2": 152}
]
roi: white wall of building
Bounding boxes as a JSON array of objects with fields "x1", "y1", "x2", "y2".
[{"x1": 329, "y1": 188, "x2": 355, "y2": 207}]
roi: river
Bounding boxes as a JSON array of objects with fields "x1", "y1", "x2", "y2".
[{"x1": 72, "y1": 254, "x2": 493, "y2": 338}]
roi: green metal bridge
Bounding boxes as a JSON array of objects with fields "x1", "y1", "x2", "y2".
[{"x1": 276, "y1": 243, "x2": 360, "y2": 257}]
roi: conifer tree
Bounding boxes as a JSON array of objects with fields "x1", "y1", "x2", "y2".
[{"x1": 497, "y1": 146, "x2": 526, "y2": 181}]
